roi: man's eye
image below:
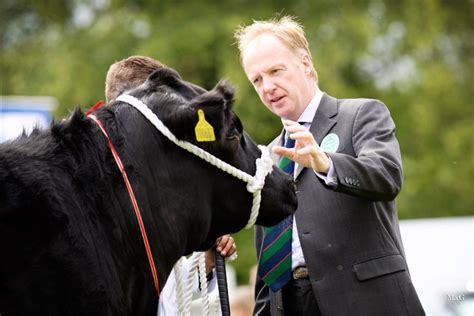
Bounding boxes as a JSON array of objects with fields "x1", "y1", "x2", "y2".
[{"x1": 253, "y1": 77, "x2": 261, "y2": 84}]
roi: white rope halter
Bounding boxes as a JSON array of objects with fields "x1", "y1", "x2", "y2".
[
  {"x1": 116, "y1": 94, "x2": 274, "y2": 229},
  {"x1": 175, "y1": 253, "x2": 212, "y2": 316}
]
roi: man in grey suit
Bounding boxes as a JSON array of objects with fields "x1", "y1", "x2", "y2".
[{"x1": 235, "y1": 16, "x2": 425, "y2": 315}]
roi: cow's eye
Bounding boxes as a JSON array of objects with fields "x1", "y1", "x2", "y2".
[{"x1": 226, "y1": 127, "x2": 241, "y2": 141}]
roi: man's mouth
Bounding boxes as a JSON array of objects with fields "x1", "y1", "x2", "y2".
[{"x1": 270, "y1": 96, "x2": 285, "y2": 104}]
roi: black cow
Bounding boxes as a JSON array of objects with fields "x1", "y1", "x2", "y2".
[{"x1": 0, "y1": 68, "x2": 296, "y2": 315}]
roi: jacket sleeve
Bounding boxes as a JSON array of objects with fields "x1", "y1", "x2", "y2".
[
  {"x1": 253, "y1": 225, "x2": 271, "y2": 316},
  {"x1": 329, "y1": 100, "x2": 403, "y2": 201}
]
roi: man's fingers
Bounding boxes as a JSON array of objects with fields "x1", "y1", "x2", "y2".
[
  {"x1": 216, "y1": 235, "x2": 228, "y2": 251},
  {"x1": 221, "y1": 239, "x2": 235, "y2": 256},
  {"x1": 217, "y1": 235, "x2": 234, "y2": 256},
  {"x1": 282, "y1": 119, "x2": 299, "y2": 127},
  {"x1": 282, "y1": 119, "x2": 308, "y2": 131},
  {"x1": 297, "y1": 147, "x2": 314, "y2": 155},
  {"x1": 288, "y1": 131, "x2": 313, "y2": 141},
  {"x1": 217, "y1": 235, "x2": 229, "y2": 245},
  {"x1": 227, "y1": 242, "x2": 237, "y2": 256},
  {"x1": 285, "y1": 124, "x2": 306, "y2": 133},
  {"x1": 272, "y1": 146, "x2": 294, "y2": 158}
]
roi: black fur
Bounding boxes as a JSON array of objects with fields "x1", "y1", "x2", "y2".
[{"x1": 0, "y1": 67, "x2": 297, "y2": 315}]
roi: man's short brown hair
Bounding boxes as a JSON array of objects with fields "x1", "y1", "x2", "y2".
[
  {"x1": 234, "y1": 15, "x2": 317, "y2": 82},
  {"x1": 105, "y1": 55, "x2": 165, "y2": 103}
]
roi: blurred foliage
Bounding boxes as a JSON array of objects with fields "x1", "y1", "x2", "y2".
[{"x1": 1, "y1": 0, "x2": 473, "y2": 284}]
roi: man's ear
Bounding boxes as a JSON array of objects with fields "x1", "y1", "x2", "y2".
[{"x1": 300, "y1": 54, "x2": 313, "y2": 75}]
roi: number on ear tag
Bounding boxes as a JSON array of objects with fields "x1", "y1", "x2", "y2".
[{"x1": 194, "y1": 109, "x2": 216, "y2": 142}]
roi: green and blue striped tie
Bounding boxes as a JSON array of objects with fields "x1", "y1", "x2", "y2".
[{"x1": 258, "y1": 136, "x2": 295, "y2": 292}]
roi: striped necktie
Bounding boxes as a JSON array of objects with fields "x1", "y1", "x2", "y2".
[{"x1": 258, "y1": 136, "x2": 295, "y2": 292}]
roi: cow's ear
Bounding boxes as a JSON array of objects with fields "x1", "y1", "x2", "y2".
[
  {"x1": 144, "y1": 67, "x2": 203, "y2": 101},
  {"x1": 210, "y1": 80, "x2": 235, "y2": 110},
  {"x1": 184, "y1": 81, "x2": 241, "y2": 160},
  {"x1": 188, "y1": 80, "x2": 235, "y2": 141},
  {"x1": 146, "y1": 68, "x2": 182, "y2": 88},
  {"x1": 189, "y1": 80, "x2": 234, "y2": 113}
]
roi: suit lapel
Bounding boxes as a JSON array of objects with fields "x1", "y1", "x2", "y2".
[{"x1": 294, "y1": 93, "x2": 338, "y2": 179}]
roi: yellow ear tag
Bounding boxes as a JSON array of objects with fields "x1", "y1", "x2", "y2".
[{"x1": 194, "y1": 109, "x2": 216, "y2": 142}]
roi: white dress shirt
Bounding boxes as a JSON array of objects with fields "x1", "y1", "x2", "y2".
[{"x1": 286, "y1": 88, "x2": 337, "y2": 269}]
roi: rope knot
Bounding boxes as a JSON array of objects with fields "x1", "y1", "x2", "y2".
[
  {"x1": 244, "y1": 146, "x2": 274, "y2": 229},
  {"x1": 246, "y1": 145, "x2": 274, "y2": 193},
  {"x1": 247, "y1": 145, "x2": 273, "y2": 193}
]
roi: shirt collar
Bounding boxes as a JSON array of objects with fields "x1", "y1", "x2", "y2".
[{"x1": 297, "y1": 88, "x2": 323, "y2": 124}]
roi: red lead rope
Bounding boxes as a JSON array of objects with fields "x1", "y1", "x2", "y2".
[
  {"x1": 88, "y1": 114, "x2": 160, "y2": 298},
  {"x1": 85, "y1": 100, "x2": 104, "y2": 116}
]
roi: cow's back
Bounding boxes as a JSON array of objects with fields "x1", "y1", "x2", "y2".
[{"x1": 0, "y1": 126, "x2": 144, "y2": 315}]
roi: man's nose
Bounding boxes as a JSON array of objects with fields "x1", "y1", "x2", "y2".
[{"x1": 262, "y1": 78, "x2": 276, "y2": 93}]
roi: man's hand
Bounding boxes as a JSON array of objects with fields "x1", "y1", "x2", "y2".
[
  {"x1": 204, "y1": 235, "x2": 237, "y2": 273},
  {"x1": 272, "y1": 119, "x2": 330, "y2": 174},
  {"x1": 215, "y1": 235, "x2": 236, "y2": 257}
]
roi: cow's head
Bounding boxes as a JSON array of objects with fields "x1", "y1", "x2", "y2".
[
  {"x1": 0, "y1": 66, "x2": 296, "y2": 313},
  {"x1": 116, "y1": 67, "x2": 297, "y2": 251}
]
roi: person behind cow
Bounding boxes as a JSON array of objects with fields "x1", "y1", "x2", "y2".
[
  {"x1": 105, "y1": 55, "x2": 165, "y2": 104},
  {"x1": 105, "y1": 55, "x2": 207, "y2": 104},
  {"x1": 104, "y1": 55, "x2": 238, "y2": 314},
  {"x1": 234, "y1": 16, "x2": 425, "y2": 315}
]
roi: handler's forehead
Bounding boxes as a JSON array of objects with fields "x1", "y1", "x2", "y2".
[{"x1": 242, "y1": 34, "x2": 298, "y2": 75}]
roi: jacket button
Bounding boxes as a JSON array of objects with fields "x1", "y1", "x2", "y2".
[{"x1": 337, "y1": 265, "x2": 343, "y2": 271}]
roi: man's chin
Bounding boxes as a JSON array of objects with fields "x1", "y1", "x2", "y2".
[{"x1": 272, "y1": 107, "x2": 292, "y2": 120}]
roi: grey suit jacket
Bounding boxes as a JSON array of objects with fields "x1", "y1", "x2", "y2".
[{"x1": 254, "y1": 93, "x2": 424, "y2": 315}]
